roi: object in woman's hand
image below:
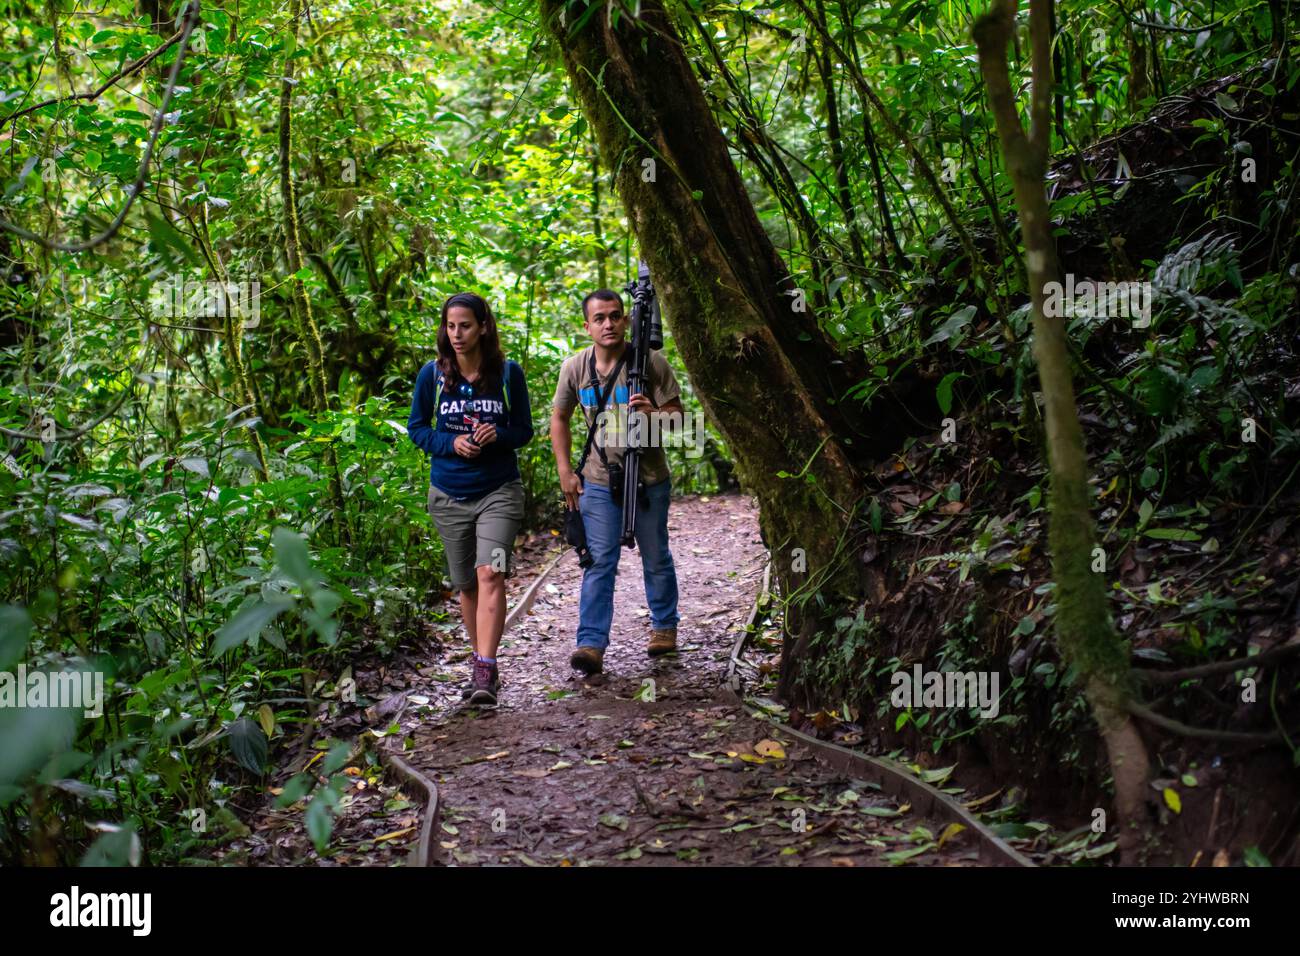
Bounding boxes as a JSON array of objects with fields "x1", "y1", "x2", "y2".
[{"x1": 463, "y1": 413, "x2": 481, "y2": 446}]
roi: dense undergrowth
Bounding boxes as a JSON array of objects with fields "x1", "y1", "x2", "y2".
[{"x1": 779, "y1": 66, "x2": 1300, "y2": 863}]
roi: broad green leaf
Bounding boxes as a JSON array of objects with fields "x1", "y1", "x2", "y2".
[
  {"x1": 273, "y1": 527, "x2": 320, "y2": 588},
  {"x1": 212, "y1": 597, "x2": 292, "y2": 656},
  {"x1": 0, "y1": 605, "x2": 34, "y2": 670},
  {"x1": 227, "y1": 717, "x2": 268, "y2": 774}
]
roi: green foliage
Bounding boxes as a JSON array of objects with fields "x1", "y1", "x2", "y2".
[{"x1": 0, "y1": 0, "x2": 1294, "y2": 864}]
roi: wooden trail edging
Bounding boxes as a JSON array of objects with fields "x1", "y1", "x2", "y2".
[
  {"x1": 722, "y1": 559, "x2": 1035, "y2": 868},
  {"x1": 377, "y1": 545, "x2": 570, "y2": 867},
  {"x1": 381, "y1": 752, "x2": 442, "y2": 867},
  {"x1": 504, "y1": 547, "x2": 569, "y2": 632}
]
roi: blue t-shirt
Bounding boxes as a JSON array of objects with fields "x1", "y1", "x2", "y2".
[{"x1": 407, "y1": 359, "x2": 534, "y2": 500}]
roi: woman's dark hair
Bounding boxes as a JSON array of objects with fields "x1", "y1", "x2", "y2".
[{"x1": 437, "y1": 292, "x2": 505, "y2": 393}]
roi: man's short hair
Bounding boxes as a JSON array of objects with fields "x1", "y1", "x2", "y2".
[{"x1": 582, "y1": 288, "x2": 624, "y2": 319}]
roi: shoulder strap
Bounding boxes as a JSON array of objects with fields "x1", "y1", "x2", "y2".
[{"x1": 576, "y1": 349, "x2": 626, "y2": 478}]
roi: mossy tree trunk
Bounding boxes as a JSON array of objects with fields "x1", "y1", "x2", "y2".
[
  {"x1": 974, "y1": 0, "x2": 1151, "y2": 861},
  {"x1": 280, "y1": 0, "x2": 349, "y2": 542},
  {"x1": 538, "y1": 0, "x2": 897, "y2": 706}
]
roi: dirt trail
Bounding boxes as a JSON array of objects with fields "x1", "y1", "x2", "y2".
[{"x1": 408, "y1": 493, "x2": 974, "y2": 867}]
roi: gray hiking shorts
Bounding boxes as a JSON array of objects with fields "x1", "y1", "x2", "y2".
[{"x1": 426, "y1": 478, "x2": 526, "y2": 591}]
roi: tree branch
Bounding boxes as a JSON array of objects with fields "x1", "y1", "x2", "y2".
[
  {"x1": 0, "y1": 1, "x2": 202, "y2": 253},
  {"x1": 1, "y1": 24, "x2": 187, "y2": 125},
  {"x1": 1127, "y1": 701, "x2": 1285, "y2": 744},
  {"x1": 1135, "y1": 642, "x2": 1300, "y2": 685}
]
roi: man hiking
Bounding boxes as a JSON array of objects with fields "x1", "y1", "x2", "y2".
[{"x1": 550, "y1": 288, "x2": 684, "y2": 674}]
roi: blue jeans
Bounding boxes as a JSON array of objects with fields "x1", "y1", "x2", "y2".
[{"x1": 576, "y1": 477, "x2": 679, "y2": 650}]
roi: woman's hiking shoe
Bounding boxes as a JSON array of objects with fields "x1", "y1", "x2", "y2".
[
  {"x1": 570, "y1": 645, "x2": 604, "y2": 675},
  {"x1": 647, "y1": 627, "x2": 677, "y2": 657},
  {"x1": 467, "y1": 658, "x2": 499, "y2": 707}
]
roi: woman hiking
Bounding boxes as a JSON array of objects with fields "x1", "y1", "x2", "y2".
[{"x1": 407, "y1": 292, "x2": 534, "y2": 706}]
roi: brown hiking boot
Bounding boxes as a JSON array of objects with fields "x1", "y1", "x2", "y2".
[
  {"x1": 570, "y1": 645, "x2": 604, "y2": 675},
  {"x1": 647, "y1": 627, "x2": 677, "y2": 657}
]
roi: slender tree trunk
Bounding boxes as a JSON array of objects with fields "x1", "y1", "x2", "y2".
[
  {"x1": 279, "y1": 0, "x2": 328, "y2": 415},
  {"x1": 194, "y1": 206, "x2": 270, "y2": 481},
  {"x1": 795, "y1": 0, "x2": 1010, "y2": 331},
  {"x1": 280, "y1": 0, "x2": 349, "y2": 541},
  {"x1": 975, "y1": 0, "x2": 1150, "y2": 862},
  {"x1": 812, "y1": 0, "x2": 868, "y2": 281},
  {"x1": 691, "y1": 15, "x2": 832, "y2": 310},
  {"x1": 836, "y1": 2, "x2": 907, "y2": 274},
  {"x1": 590, "y1": 131, "x2": 608, "y2": 288}
]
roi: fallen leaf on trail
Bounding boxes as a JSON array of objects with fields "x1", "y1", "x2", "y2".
[
  {"x1": 375, "y1": 826, "x2": 415, "y2": 842},
  {"x1": 549, "y1": 760, "x2": 572, "y2": 771},
  {"x1": 882, "y1": 843, "x2": 936, "y2": 865},
  {"x1": 754, "y1": 739, "x2": 786, "y2": 759},
  {"x1": 936, "y1": 822, "x2": 966, "y2": 849},
  {"x1": 1163, "y1": 788, "x2": 1182, "y2": 813},
  {"x1": 1212, "y1": 849, "x2": 1230, "y2": 867},
  {"x1": 938, "y1": 501, "x2": 965, "y2": 514},
  {"x1": 460, "y1": 749, "x2": 511, "y2": 766},
  {"x1": 599, "y1": 813, "x2": 629, "y2": 831},
  {"x1": 831, "y1": 857, "x2": 856, "y2": 867}
]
